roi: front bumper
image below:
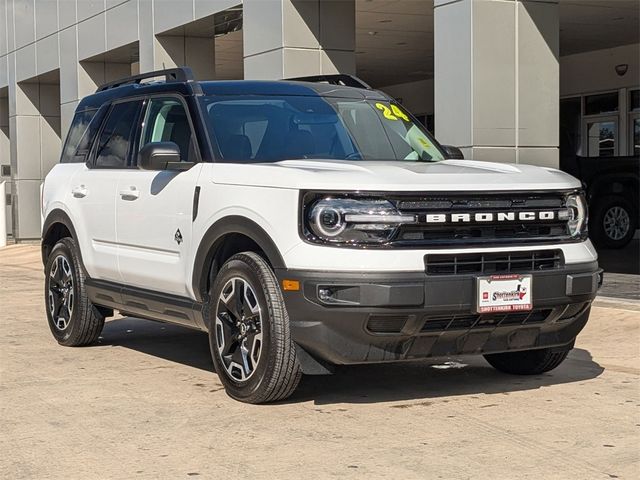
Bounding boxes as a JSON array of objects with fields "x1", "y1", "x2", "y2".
[{"x1": 276, "y1": 261, "x2": 601, "y2": 366}]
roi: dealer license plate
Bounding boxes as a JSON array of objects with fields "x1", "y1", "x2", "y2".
[{"x1": 476, "y1": 274, "x2": 533, "y2": 313}]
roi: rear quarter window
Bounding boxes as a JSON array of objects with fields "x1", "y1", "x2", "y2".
[{"x1": 60, "y1": 109, "x2": 98, "y2": 163}]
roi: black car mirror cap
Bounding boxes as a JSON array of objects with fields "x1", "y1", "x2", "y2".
[{"x1": 139, "y1": 142, "x2": 182, "y2": 170}]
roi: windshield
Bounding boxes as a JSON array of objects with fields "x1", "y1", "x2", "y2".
[{"x1": 199, "y1": 95, "x2": 445, "y2": 163}]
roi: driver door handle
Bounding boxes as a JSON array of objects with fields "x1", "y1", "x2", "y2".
[
  {"x1": 119, "y1": 187, "x2": 140, "y2": 201},
  {"x1": 71, "y1": 185, "x2": 87, "y2": 198}
]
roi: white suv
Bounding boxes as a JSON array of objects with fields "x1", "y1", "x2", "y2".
[{"x1": 41, "y1": 68, "x2": 601, "y2": 403}]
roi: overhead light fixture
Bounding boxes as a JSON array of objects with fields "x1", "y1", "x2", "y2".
[
  {"x1": 368, "y1": 31, "x2": 378, "y2": 36},
  {"x1": 615, "y1": 64, "x2": 628, "y2": 76}
]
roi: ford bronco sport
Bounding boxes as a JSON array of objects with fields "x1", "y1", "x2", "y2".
[{"x1": 42, "y1": 68, "x2": 602, "y2": 403}]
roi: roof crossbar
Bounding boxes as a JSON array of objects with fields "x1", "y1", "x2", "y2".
[
  {"x1": 285, "y1": 74, "x2": 372, "y2": 90},
  {"x1": 96, "y1": 67, "x2": 196, "y2": 92}
]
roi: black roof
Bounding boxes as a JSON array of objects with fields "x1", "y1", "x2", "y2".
[
  {"x1": 200, "y1": 80, "x2": 386, "y2": 99},
  {"x1": 77, "y1": 70, "x2": 387, "y2": 112}
]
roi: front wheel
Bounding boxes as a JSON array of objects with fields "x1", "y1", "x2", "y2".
[
  {"x1": 484, "y1": 346, "x2": 571, "y2": 375},
  {"x1": 208, "y1": 252, "x2": 301, "y2": 404}
]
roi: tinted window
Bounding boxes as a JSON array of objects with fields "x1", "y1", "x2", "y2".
[
  {"x1": 630, "y1": 90, "x2": 640, "y2": 112},
  {"x1": 75, "y1": 105, "x2": 109, "y2": 157},
  {"x1": 94, "y1": 101, "x2": 141, "y2": 168},
  {"x1": 60, "y1": 109, "x2": 97, "y2": 163},
  {"x1": 139, "y1": 98, "x2": 195, "y2": 163},
  {"x1": 585, "y1": 92, "x2": 618, "y2": 116},
  {"x1": 200, "y1": 95, "x2": 444, "y2": 163},
  {"x1": 560, "y1": 97, "x2": 582, "y2": 156}
]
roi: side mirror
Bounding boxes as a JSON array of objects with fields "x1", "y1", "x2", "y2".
[
  {"x1": 139, "y1": 142, "x2": 193, "y2": 171},
  {"x1": 442, "y1": 145, "x2": 465, "y2": 160}
]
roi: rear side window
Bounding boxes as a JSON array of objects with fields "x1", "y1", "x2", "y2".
[
  {"x1": 60, "y1": 109, "x2": 97, "y2": 163},
  {"x1": 93, "y1": 101, "x2": 142, "y2": 169}
]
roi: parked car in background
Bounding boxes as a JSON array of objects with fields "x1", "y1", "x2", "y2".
[{"x1": 561, "y1": 142, "x2": 639, "y2": 249}]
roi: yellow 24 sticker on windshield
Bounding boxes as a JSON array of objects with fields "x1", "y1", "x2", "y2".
[
  {"x1": 418, "y1": 137, "x2": 431, "y2": 148},
  {"x1": 375, "y1": 103, "x2": 410, "y2": 122}
]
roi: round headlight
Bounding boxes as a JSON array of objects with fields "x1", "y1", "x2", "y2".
[
  {"x1": 566, "y1": 193, "x2": 587, "y2": 237},
  {"x1": 306, "y1": 197, "x2": 415, "y2": 244},
  {"x1": 311, "y1": 205, "x2": 346, "y2": 237}
]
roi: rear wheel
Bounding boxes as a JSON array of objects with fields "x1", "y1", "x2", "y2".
[
  {"x1": 44, "y1": 237, "x2": 105, "y2": 346},
  {"x1": 209, "y1": 252, "x2": 301, "y2": 404},
  {"x1": 484, "y1": 346, "x2": 571, "y2": 375}
]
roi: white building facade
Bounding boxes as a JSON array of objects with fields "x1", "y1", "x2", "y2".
[{"x1": 1, "y1": 0, "x2": 638, "y2": 240}]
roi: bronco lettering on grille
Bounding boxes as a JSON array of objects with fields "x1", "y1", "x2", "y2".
[{"x1": 423, "y1": 211, "x2": 562, "y2": 224}]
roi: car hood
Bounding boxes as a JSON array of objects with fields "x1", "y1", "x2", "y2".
[{"x1": 210, "y1": 159, "x2": 581, "y2": 191}]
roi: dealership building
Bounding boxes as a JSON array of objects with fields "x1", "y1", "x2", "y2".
[{"x1": 0, "y1": 0, "x2": 638, "y2": 240}]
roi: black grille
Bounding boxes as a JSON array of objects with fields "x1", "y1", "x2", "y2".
[
  {"x1": 390, "y1": 192, "x2": 574, "y2": 247},
  {"x1": 425, "y1": 250, "x2": 563, "y2": 275},
  {"x1": 367, "y1": 315, "x2": 409, "y2": 334},
  {"x1": 421, "y1": 309, "x2": 552, "y2": 332}
]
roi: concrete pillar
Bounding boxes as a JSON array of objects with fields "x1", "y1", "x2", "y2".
[
  {"x1": 154, "y1": 35, "x2": 216, "y2": 80},
  {"x1": 139, "y1": 0, "x2": 215, "y2": 80},
  {"x1": 59, "y1": 25, "x2": 81, "y2": 139},
  {"x1": 434, "y1": 0, "x2": 559, "y2": 167},
  {"x1": 79, "y1": 62, "x2": 132, "y2": 95},
  {"x1": 9, "y1": 80, "x2": 60, "y2": 240},
  {"x1": 243, "y1": 0, "x2": 355, "y2": 80},
  {"x1": 138, "y1": 0, "x2": 156, "y2": 73}
]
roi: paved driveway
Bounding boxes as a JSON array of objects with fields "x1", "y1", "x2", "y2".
[{"x1": 1, "y1": 244, "x2": 638, "y2": 479}]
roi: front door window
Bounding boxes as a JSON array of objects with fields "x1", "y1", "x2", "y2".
[{"x1": 139, "y1": 97, "x2": 195, "y2": 163}]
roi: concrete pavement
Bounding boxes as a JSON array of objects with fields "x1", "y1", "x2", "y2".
[{"x1": 1, "y1": 244, "x2": 638, "y2": 479}]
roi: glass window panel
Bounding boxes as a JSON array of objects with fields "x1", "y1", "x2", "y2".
[
  {"x1": 95, "y1": 101, "x2": 141, "y2": 168},
  {"x1": 140, "y1": 98, "x2": 194, "y2": 163},
  {"x1": 633, "y1": 118, "x2": 640, "y2": 156},
  {"x1": 585, "y1": 92, "x2": 619, "y2": 116},
  {"x1": 630, "y1": 90, "x2": 640, "y2": 112},
  {"x1": 201, "y1": 96, "x2": 445, "y2": 163},
  {"x1": 60, "y1": 109, "x2": 96, "y2": 163},
  {"x1": 587, "y1": 121, "x2": 616, "y2": 157},
  {"x1": 560, "y1": 97, "x2": 582, "y2": 156}
]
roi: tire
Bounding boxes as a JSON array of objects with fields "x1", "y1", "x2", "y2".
[
  {"x1": 590, "y1": 195, "x2": 637, "y2": 249},
  {"x1": 484, "y1": 347, "x2": 570, "y2": 375},
  {"x1": 44, "y1": 237, "x2": 105, "y2": 346},
  {"x1": 208, "y1": 252, "x2": 301, "y2": 404}
]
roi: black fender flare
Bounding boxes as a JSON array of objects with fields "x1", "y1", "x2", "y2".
[
  {"x1": 192, "y1": 216, "x2": 286, "y2": 302},
  {"x1": 41, "y1": 209, "x2": 80, "y2": 265}
]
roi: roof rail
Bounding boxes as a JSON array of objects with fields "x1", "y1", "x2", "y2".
[
  {"x1": 96, "y1": 67, "x2": 196, "y2": 92},
  {"x1": 285, "y1": 74, "x2": 372, "y2": 90}
]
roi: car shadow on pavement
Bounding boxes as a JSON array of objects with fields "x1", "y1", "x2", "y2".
[
  {"x1": 98, "y1": 317, "x2": 604, "y2": 405},
  {"x1": 288, "y1": 348, "x2": 604, "y2": 405},
  {"x1": 97, "y1": 317, "x2": 215, "y2": 372}
]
